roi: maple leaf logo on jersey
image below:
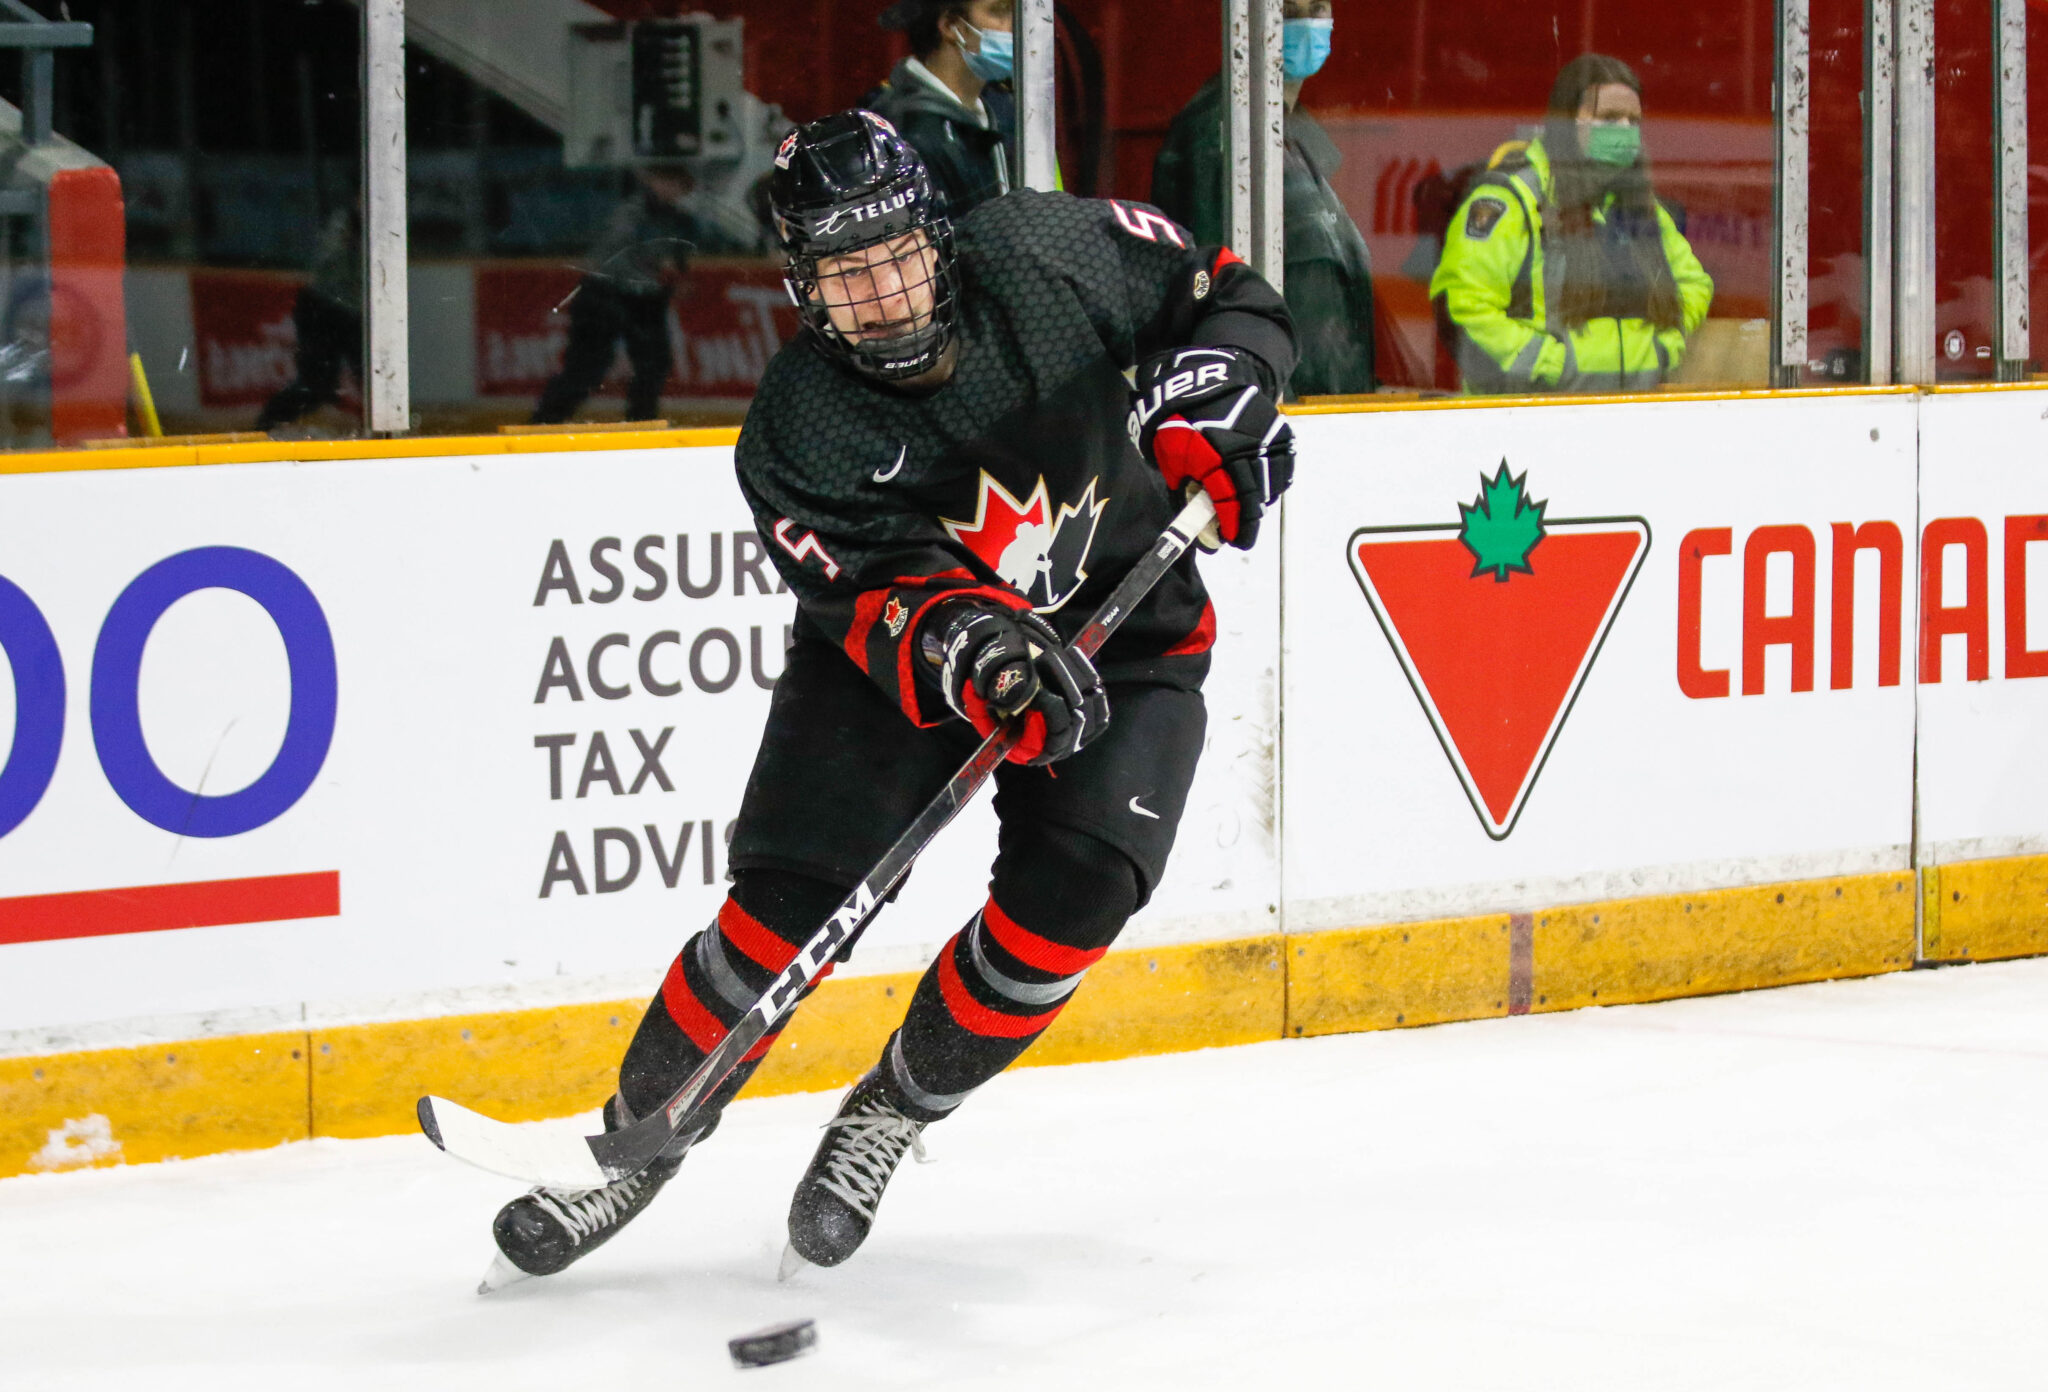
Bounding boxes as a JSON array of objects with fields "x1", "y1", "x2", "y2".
[
  {"x1": 883, "y1": 595, "x2": 909, "y2": 637},
  {"x1": 941, "y1": 472, "x2": 1108, "y2": 613},
  {"x1": 1349, "y1": 465, "x2": 1650, "y2": 840}
]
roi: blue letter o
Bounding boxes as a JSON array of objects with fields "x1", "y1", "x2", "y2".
[
  {"x1": 91, "y1": 547, "x2": 337, "y2": 838},
  {"x1": 0, "y1": 574, "x2": 64, "y2": 838}
]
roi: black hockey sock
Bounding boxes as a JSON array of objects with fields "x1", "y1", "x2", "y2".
[
  {"x1": 617, "y1": 868, "x2": 849, "y2": 1123},
  {"x1": 887, "y1": 822, "x2": 1140, "y2": 1120}
]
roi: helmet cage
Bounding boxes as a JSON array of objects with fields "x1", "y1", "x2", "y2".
[
  {"x1": 769, "y1": 110, "x2": 959, "y2": 383},
  {"x1": 783, "y1": 218, "x2": 959, "y2": 383}
]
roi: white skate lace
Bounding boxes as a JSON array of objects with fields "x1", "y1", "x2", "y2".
[
  {"x1": 814, "y1": 1098, "x2": 929, "y2": 1221},
  {"x1": 529, "y1": 1172, "x2": 649, "y2": 1246}
]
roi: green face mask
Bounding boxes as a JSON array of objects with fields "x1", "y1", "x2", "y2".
[{"x1": 1583, "y1": 123, "x2": 1641, "y2": 168}]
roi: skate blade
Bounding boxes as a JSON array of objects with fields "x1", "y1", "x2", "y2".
[
  {"x1": 478, "y1": 1250, "x2": 535, "y2": 1296},
  {"x1": 776, "y1": 1242, "x2": 811, "y2": 1284}
]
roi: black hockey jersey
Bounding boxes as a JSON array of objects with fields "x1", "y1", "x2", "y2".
[{"x1": 735, "y1": 189, "x2": 1298, "y2": 729}]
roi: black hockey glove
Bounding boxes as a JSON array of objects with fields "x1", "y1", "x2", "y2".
[
  {"x1": 1127, "y1": 345, "x2": 1295, "y2": 550},
  {"x1": 924, "y1": 602, "x2": 1109, "y2": 766}
]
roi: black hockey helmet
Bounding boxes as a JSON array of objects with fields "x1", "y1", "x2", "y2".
[{"x1": 769, "y1": 109, "x2": 958, "y2": 383}]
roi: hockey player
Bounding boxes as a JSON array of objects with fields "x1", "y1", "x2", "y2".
[{"x1": 485, "y1": 109, "x2": 1297, "y2": 1287}]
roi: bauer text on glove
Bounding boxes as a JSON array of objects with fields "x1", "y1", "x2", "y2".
[{"x1": 1126, "y1": 346, "x2": 1295, "y2": 550}]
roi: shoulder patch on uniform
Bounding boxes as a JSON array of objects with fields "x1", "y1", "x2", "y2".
[{"x1": 1464, "y1": 196, "x2": 1509, "y2": 240}]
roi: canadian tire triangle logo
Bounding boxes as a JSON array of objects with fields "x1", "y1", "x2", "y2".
[{"x1": 1349, "y1": 464, "x2": 1649, "y2": 840}]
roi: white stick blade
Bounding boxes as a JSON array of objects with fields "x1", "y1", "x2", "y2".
[{"x1": 420, "y1": 1096, "x2": 609, "y2": 1190}]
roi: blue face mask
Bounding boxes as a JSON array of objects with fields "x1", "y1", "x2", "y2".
[
  {"x1": 1283, "y1": 17, "x2": 1333, "y2": 81},
  {"x1": 955, "y1": 21, "x2": 1014, "y2": 83}
]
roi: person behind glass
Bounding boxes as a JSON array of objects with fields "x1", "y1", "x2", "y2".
[
  {"x1": 256, "y1": 202, "x2": 361, "y2": 432},
  {"x1": 531, "y1": 165, "x2": 703, "y2": 426},
  {"x1": 865, "y1": 0, "x2": 1016, "y2": 219},
  {"x1": 1431, "y1": 54, "x2": 1714, "y2": 394},
  {"x1": 1150, "y1": 0, "x2": 1373, "y2": 397}
]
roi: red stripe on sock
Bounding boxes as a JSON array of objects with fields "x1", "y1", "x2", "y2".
[
  {"x1": 718, "y1": 898, "x2": 799, "y2": 972},
  {"x1": 980, "y1": 897, "x2": 1108, "y2": 976},
  {"x1": 659, "y1": 954, "x2": 731, "y2": 1054},
  {"x1": 936, "y1": 935, "x2": 1065, "y2": 1039}
]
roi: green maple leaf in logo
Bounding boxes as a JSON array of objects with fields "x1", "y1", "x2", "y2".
[{"x1": 1458, "y1": 462, "x2": 1547, "y2": 582}]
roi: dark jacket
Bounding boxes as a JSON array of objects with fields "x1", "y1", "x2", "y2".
[
  {"x1": 863, "y1": 57, "x2": 1016, "y2": 221},
  {"x1": 1152, "y1": 76, "x2": 1375, "y2": 397}
]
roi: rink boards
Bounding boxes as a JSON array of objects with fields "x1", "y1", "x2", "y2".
[{"x1": 2, "y1": 386, "x2": 2045, "y2": 1176}]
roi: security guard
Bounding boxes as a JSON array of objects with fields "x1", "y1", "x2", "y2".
[{"x1": 1432, "y1": 54, "x2": 1713, "y2": 394}]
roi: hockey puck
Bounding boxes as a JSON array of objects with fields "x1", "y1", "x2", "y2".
[{"x1": 728, "y1": 1318, "x2": 818, "y2": 1369}]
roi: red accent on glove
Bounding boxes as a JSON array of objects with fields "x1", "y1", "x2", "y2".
[
  {"x1": 958, "y1": 683, "x2": 1050, "y2": 764},
  {"x1": 1150, "y1": 416, "x2": 1243, "y2": 542}
]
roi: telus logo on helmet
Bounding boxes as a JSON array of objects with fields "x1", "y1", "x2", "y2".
[
  {"x1": 1349, "y1": 466, "x2": 1649, "y2": 839},
  {"x1": 814, "y1": 189, "x2": 917, "y2": 238}
]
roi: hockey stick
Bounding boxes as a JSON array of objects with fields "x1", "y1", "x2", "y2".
[{"x1": 418, "y1": 488, "x2": 1221, "y2": 1190}]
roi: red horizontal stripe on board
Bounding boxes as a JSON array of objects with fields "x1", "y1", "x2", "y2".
[{"x1": 0, "y1": 871, "x2": 341, "y2": 946}]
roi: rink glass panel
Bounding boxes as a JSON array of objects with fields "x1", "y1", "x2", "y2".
[
  {"x1": 2, "y1": 1, "x2": 363, "y2": 445},
  {"x1": 7, "y1": 1, "x2": 2048, "y2": 448},
  {"x1": 1289, "y1": 0, "x2": 1871, "y2": 393},
  {"x1": 404, "y1": 4, "x2": 903, "y2": 436}
]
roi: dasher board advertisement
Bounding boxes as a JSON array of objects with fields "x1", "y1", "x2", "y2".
[
  {"x1": 1282, "y1": 395, "x2": 1920, "y2": 929},
  {"x1": 1915, "y1": 390, "x2": 2048, "y2": 863},
  {"x1": 0, "y1": 446, "x2": 1277, "y2": 1041}
]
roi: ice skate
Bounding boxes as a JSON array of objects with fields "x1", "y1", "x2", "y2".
[
  {"x1": 481, "y1": 1097, "x2": 708, "y2": 1291},
  {"x1": 783, "y1": 1070, "x2": 929, "y2": 1272}
]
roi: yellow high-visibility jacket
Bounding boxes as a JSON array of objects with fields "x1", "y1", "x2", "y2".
[{"x1": 1429, "y1": 138, "x2": 1714, "y2": 394}]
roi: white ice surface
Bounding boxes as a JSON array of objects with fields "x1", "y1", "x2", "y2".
[{"x1": 4, "y1": 959, "x2": 2046, "y2": 1391}]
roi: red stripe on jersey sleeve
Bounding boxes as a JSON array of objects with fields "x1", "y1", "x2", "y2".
[
  {"x1": 937, "y1": 935, "x2": 1065, "y2": 1038},
  {"x1": 1164, "y1": 599, "x2": 1217, "y2": 656},
  {"x1": 718, "y1": 897, "x2": 800, "y2": 972},
  {"x1": 843, "y1": 589, "x2": 889, "y2": 674},
  {"x1": 891, "y1": 584, "x2": 1038, "y2": 728},
  {"x1": 982, "y1": 897, "x2": 1109, "y2": 975},
  {"x1": 1213, "y1": 247, "x2": 1246, "y2": 273}
]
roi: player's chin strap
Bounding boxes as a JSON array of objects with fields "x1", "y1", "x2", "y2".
[{"x1": 417, "y1": 490, "x2": 1222, "y2": 1191}]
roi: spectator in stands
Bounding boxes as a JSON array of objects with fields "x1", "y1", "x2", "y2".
[
  {"x1": 866, "y1": 0, "x2": 1016, "y2": 220},
  {"x1": 1151, "y1": 0, "x2": 1374, "y2": 397},
  {"x1": 532, "y1": 165, "x2": 709, "y2": 426},
  {"x1": 1430, "y1": 54, "x2": 1714, "y2": 394},
  {"x1": 256, "y1": 203, "x2": 361, "y2": 432}
]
